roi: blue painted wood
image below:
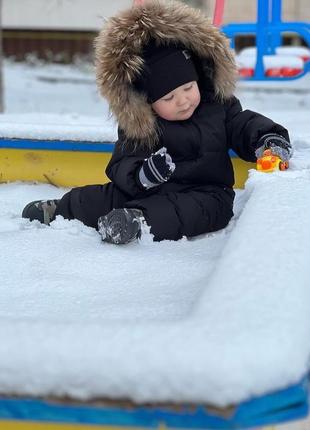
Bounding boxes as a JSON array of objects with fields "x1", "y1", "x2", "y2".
[
  {"x1": 0, "y1": 138, "x2": 115, "y2": 153},
  {"x1": 0, "y1": 377, "x2": 308, "y2": 429},
  {"x1": 221, "y1": 0, "x2": 310, "y2": 81},
  {"x1": 0, "y1": 138, "x2": 241, "y2": 159}
]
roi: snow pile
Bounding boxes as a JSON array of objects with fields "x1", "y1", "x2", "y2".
[
  {"x1": 0, "y1": 172, "x2": 310, "y2": 406},
  {"x1": 238, "y1": 46, "x2": 310, "y2": 61},
  {"x1": 0, "y1": 113, "x2": 117, "y2": 142},
  {"x1": 0, "y1": 60, "x2": 117, "y2": 142},
  {"x1": 236, "y1": 54, "x2": 304, "y2": 70}
]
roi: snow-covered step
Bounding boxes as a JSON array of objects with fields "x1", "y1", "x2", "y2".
[
  {"x1": 0, "y1": 113, "x2": 117, "y2": 142},
  {"x1": 236, "y1": 45, "x2": 310, "y2": 78},
  {"x1": 236, "y1": 54, "x2": 304, "y2": 77},
  {"x1": 194, "y1": 171, "x2": 310, "y2": 403}
]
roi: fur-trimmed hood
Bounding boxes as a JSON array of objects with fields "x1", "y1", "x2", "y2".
[{"x1": 94, "y1": 0, "x2": 237, "y2": 145}]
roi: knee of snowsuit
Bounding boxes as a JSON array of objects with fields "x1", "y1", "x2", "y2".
[{"x1": 55, "y1": 183, "x2": 234, "y2": 241}]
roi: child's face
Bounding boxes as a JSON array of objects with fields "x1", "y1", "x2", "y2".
[{"x1": 151, "y1": 81, "x2": 201, "y2": 121}]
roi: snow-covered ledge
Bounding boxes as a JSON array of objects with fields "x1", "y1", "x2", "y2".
[
  {"x1": 0, "y1": 113, "x2": 117, "y2": 142},
  {"x1": 0, "y1": 171, "x2": 310, "y2": 407}
]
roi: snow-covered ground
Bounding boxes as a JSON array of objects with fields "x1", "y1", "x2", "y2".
[{"x1": 0, "y1": 59, "x2": 310, "y2": 407}]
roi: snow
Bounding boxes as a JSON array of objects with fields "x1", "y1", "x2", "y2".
[
  {"x1": 0, "y1": 182, "x2": 224, "y2": 323},
  {"x1": 237, "y1": 46, "x2": 310, "y2": 70},
  {"x1": 236, "y1": 54, "x2": 304, "y2": 69},
  {"x1": 0, "y1": 60, "x2": 117, "y2": 141},
  {"x1": 0, "y1": 59, "x2": 310, "y2": 406},
  {"x1": 0, "y1": 112, "x2": 117, "y2": 142}
]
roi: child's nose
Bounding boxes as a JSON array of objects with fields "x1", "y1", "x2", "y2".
[{"x1": 176, "y1": 94, "x2": 188, "y2": 106}]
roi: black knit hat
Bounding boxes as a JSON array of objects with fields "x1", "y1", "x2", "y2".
[{"x1": 134, "y1": 41, "x2": 198, "y2": 103}]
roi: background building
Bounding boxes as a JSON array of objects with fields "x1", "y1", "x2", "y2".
[{"x1": 2, "y1": 0, "x2": 310, "y2": 62}]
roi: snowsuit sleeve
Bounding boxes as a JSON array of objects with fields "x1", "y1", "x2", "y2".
[
  {"x1": 105, "y1": 128, "x2": 149, "y2": 197},
  {"x1": 225, "y1": 96, "x2": 290, "y2": 162}
]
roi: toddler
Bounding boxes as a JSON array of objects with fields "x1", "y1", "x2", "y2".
[{"x1": 22, "y1": 0, "x2": 292, "y2": 244}]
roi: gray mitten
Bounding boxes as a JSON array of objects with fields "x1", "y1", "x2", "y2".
[
  {"x1": 138, "y1": 147, "x2": 176, "y2": 189},
  {"x1": 255, "y1": 134, "x2": 293, "y2": 162}
]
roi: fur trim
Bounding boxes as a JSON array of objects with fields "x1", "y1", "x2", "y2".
[{"x1": 95, "y1": 0, "x2": 237, "y2": 146}]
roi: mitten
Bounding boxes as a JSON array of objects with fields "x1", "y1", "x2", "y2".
[
  {"x1": 255, "y1": 133, "x2": 293, "y2": 162},
  {"x1": 138, "y1": 147, "x2": 176, "y2": 189}
]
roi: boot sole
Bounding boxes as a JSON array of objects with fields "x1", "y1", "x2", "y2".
[
  {"x1": 22, "y1": 200, "x2": 45, "y2": 223},
  {"x1": 98, "y1": 209, "x2": 142, "y2": 245}
]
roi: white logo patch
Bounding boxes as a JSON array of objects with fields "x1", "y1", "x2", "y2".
[{"x1": 182, "y1": 50, "x2": 191, "y2": 60}]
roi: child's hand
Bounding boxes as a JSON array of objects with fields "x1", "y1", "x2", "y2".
[
  {"x1": 255, "y1": 134, "x2": 293, "y2": 162},
  {"x1": 132, "y1": 0, "x2": 145, "y2": 6},
  {"x1": 138, "y1": 147, "x2": 176, "y2": 189}
]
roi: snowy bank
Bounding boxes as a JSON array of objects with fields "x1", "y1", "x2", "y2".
[
  {"x1": 0, "y1": 113, "x2": 117, "y2": 142},
  {"x1": 0, "y1": 171, "x2": 310, "y2": 406}
]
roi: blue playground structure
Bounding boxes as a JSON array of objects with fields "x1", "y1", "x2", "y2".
[{"x1": 222, "y1": 0, "x2": 310, "y2": 80}]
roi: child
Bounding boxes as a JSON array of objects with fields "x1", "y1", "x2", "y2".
[{"x1": 22, "y1": 0, "x2": 292, "y2": 244}]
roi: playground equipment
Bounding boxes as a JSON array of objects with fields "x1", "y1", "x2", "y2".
[
  {"x1": 237, "y1": 47, "x2": 307, "y2": 78},
  {"x1": 222, "y1": 0, "x2": 310, "y2": 80},
  {"x1": 0, "y1": 138, "x2": 254, "y2": 189}
]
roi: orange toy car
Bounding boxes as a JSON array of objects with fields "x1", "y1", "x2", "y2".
[{"x1": 256, "y1": 149, "x2": 289, "y2": 173}]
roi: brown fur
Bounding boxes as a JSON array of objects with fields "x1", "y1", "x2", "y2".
[{"x1": 94, "y1": 0, "x2": 237, "y2": 147}]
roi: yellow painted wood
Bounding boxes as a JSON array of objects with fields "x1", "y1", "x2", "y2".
[
  {"x1": 231, "y1": 158, "x2": 256, "y2": 188},
  {"x1": 0, "y1": 148, "x2": 254, "y2": 189},
  {"x1": 0, "y1": 149, "x2": 111, "y2": 188},
  {"x1": 0, "y1": 421, "x2": 297, "y2": 430},
  {"x1": 0, "y1": 420, "x2": 149, "y2": 430}
]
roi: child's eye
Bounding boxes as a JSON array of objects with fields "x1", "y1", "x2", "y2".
[
  {"x1": 184, "y1": 84, "x2": 193, "y2": 91},
  {"x1": 163, "y1": 95, "x2": 174, "y2": 102}
]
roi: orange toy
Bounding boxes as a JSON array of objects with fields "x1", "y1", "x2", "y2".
[{"x1": 256, "y1": 149, "x2": 289, "y2": 173}]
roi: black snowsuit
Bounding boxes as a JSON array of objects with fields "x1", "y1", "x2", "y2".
[
  {"x1": 54, "y1": 1, "x2": 290, "y2": 241},
  {"x1": 55, "y1": 96, "x2": 289, "y2": 241}
]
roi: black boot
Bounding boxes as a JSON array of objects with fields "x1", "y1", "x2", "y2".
[
  {"x1": 98, "y1": 208, "x2": 143, "y2": 245},
  {"x1": 22, "y1": 200, "x2": 60, "y2": 225}
]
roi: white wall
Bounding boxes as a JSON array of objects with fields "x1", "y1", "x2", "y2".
[
  {"x1": 3, "y1": 0, "x2": 131, "y2": 31},
  {"x1": 4, "y1": 0, "x2": 309, "y2": 31}
]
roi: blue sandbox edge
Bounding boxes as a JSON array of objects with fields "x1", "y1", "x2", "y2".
[
  {"x1": 0, "y1": 138, "x2": 240, "y2": 158},
  {"x1": 0, "y1": 138, "x2": 115, "y2": 153},
  {"x1": 0, "y1": 377, "x2": 308, "y2": 429}
]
